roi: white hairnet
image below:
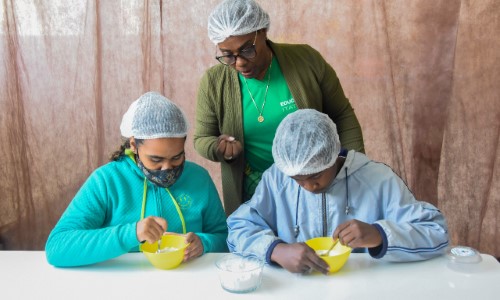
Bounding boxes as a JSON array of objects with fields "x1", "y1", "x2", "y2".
[
  {"x1": 272, "y1": 109, "x2": 341, "y2": 176},
  {"x1": 120, "y1": 91, "x2": 188, "y2": 139},
  {"x1": 208, "y1": 0, "x2": 270, "y2": 44}
]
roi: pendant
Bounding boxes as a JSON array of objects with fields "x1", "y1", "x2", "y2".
[{"x1": 258, "y1": 115, "x2": 264, "y2": 122}]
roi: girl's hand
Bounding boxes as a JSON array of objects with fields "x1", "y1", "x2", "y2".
[
  {"x1": 183, "y1": 232, "x2": 204, "y2": 262},
  {"x1": 136, "y1": 216, "x2": 167, "y2": 244},
  {"x1": 166, "y1": 232, "x2": 204, "y2": 262}
]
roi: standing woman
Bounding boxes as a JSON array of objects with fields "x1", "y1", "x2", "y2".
[
  {"x1": 46, "y1": 92, "x2": 228, "y2": 267},
  {"x1": 194, "y1": 0, "x2": 365, "y2": 215}
]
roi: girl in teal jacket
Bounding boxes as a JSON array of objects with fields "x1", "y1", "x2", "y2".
[{"x1": 46, "y1": 92, "x2": 228, "y2": 267}]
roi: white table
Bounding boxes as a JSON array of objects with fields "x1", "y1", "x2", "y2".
[{"x1": 1, "y1": 251, "x2": 499, "y2": 299}]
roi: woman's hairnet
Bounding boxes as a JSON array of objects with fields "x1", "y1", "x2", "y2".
[
  {"x1": 120, "y1": 91, "x2": 188, "y2": 139},
  {"x1": 208, "y1": 0, "x2": 270, "y2": 44},
  {"x1": 272, "y1": 109, "x2": 341, "y2": 176}
]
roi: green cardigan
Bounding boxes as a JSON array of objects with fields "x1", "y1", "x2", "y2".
[{"x1": 194, "y1": 40, "x2": 365, "y2": 215}]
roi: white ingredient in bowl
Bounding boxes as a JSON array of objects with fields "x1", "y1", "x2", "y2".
[
  {"x1": 316, "y1": 249, "x2": 342, "y2": 256},
  {"x1": 216, "y1": 255, "x2": 264, "y2": 293},
  {"x1": 159, "y1": 247, "x2": 178, "y2": 253},
  {"x1": 219, "y1": 269, "x2": 261, "y2": 291}
]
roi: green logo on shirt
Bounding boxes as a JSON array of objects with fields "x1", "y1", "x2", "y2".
[
  {"x1": 280, "y1": 98, "x2": 297, "y2": 112},
  {"x1": 177, "y1": 193, "x2": 192, "y2": 209}
]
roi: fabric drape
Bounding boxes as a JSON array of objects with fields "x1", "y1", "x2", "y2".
[{"x1": 1, "y1": 0, "x2": 498, "y2": 257}]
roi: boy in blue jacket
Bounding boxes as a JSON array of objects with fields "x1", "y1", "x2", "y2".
[{"x1": 227, "y1": 109, "x2": 449, "y2": 274}]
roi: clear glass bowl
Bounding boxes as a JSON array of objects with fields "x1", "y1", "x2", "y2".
[{"x1": 215, "y1": 253, "x2": 264, "y2": 293}]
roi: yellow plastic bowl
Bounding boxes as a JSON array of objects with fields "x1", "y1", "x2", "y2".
[
  {"x1": 142, "y1": 235, "x2": 188, "y2": 270},
  {"x1": 305, "y1": 237, "x2": 352, "y2": 273}
]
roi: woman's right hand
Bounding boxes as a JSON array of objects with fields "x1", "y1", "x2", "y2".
[
  {"x1": 217, "y1": 134, "x2": 242, "y2": 161},
  {"x1": 136, "y1": 216, "x2": 167, "y2": 244}
]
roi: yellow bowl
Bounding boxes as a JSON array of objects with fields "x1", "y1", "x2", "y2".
[
  {"x1": 142, "y1": 235, "x2": 188, "y2": 270},
  {"x1": 305, "y1": 237, "x2": 352, "y2": 273}
]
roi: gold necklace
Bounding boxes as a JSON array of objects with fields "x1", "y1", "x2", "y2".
[{"x1": 243, "y1": 54, "x2": 272, "y2": 123}]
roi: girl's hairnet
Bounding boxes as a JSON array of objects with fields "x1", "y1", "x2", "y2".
[
  {"x1": 120, "y1": 91, "x2": 188, "y2": 139},
  {"x1": 272, "y1": 109, "x2": 341, "y2": 176},
  {"x1": 208, "y1": 0, "x2": 270, "y2": 44}
]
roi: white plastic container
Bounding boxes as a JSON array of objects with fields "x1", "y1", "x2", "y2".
[
  {"x1": 215, "y1": 253, "x2": 264, "y2": 293},
  {"x1": 446, "y1": 245, "x2": 483, "y2": 273}
]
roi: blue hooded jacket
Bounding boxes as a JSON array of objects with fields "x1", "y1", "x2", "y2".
[{"x1": 227, "y1": 150, "x2": 449, "y2": 263}]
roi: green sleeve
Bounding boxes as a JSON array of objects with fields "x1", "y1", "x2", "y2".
[
  {"x1": 193, "y1": 70, "x2": 223, "y2": 162},
  {"x1": 274, "y1": 42, "x2": 365, "y2": 154},
  {"x1": 311, "y1": 46, "x2": 365, "y2": 153}
]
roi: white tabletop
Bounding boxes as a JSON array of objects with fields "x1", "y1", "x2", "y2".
[{"x1": 1, "y1": 251, "x2": 499, "y2": 299}]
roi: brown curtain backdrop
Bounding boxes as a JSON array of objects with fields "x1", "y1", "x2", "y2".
[{"x1": 1, "y1": 1, "x2": 498, "y2": 257}]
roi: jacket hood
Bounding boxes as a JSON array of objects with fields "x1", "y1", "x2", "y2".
[
  {"x1": 326, "y1": 150, "x2": 371, "y2": 191},
  {"x1": 121, "y1": 149, "x2": 146, "y2": 179},
  {"x1": 338, "y1": 150, "x2": 371, "y2": 179},
  {"x1": 321, "y1": 150, "x2": 371, "y2": 215}
]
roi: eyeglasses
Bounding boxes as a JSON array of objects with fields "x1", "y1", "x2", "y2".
[{"x1": 215, "y1": 31, "x2": 258, "y2": 65}]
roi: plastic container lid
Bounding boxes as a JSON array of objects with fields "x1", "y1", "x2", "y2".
[{"x1": 446, "y1": 245, "x2": 482, "y2": 264}]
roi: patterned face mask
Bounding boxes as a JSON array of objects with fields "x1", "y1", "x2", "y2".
[{"x1": 136, "y1": 153, "x2": 184, "y2": 188}]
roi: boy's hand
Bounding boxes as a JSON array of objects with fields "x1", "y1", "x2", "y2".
[
  {"x1": 271, "y1": 243, "x2": 330, "y2": 275},
  {"x1": 333, "y1": 219, "x2": 382, "y2": 248}
]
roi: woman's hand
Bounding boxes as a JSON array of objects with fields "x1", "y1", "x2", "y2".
[
  {"x1": 136, "y1": 216, "x2": 167, "y2": 244},
  {"x1": 271, "y1": 242, "x2": 330, "y2": 275},
  {"x1": 333, "y1": 219, "x2": 382, "y2": 249},
  {"x1": 217, "y1": 135, "x2": 242, "y2": 161}
]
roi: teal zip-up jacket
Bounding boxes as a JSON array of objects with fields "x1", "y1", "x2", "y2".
[{"x1": 45, "y1": 153, "x2": 228, "y2": 267}]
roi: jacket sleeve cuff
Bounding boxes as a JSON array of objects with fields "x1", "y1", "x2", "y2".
[
  {"x1": 369, "y1": 223, "x2": 388, "y2": 259},
  {"x1": 266, "y1": 239, "x2": 286, "y2": 265}
]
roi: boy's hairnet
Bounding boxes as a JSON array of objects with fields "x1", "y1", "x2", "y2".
[
  {"x1": 208, "y1": 0, "x2": 270, "y2": 44},
  {"x1": 272, "y1": 109, "x2": 341, "y2": 176},
  {"x1": 120, "y1": 91, "x2": 188, "y2": 139}
]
